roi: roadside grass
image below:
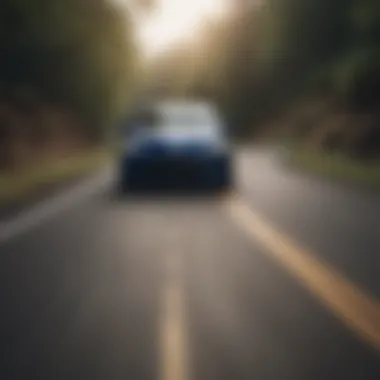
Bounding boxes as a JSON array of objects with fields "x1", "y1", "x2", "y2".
[
  {"x1": 0, "y1": 149, "x2": 110, "y2": 207},
  {"x1": 287, "y1": 147, "x2": 380, "y2": 189}
]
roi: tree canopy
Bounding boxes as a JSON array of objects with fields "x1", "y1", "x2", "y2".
[
  {"x1": 0, "y1": 0, "x2": 138, "y2": 138},
  {"x1": 145, "y1": 0, "x2": 380, "y2": 141}
]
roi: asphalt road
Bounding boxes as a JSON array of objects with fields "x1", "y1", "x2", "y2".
[{"x1": 0, "y1": 147, "x2": 379, "y2": 380}]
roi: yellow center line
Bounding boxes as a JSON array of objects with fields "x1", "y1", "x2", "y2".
[
  {"x1": 160, "y1": 229, "x2": 189, "y2": 380},
  {"x1": 225, "y1": 194, "x2": 380, "y2": 353}
]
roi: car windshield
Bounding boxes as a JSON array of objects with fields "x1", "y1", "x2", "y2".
[
  {"x1": 158, "y1": 106, "x2": 220, "y2": 136},
  {"x1": 127, "y1": 103, "x2": 223, "y2": 141},
  {"x1": 166, "y1": 112, "x2": 209, "y2": 126}
]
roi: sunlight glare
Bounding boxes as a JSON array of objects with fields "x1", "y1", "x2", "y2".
[{"x1": 137, "y1": 0, "x2": 229, "y2": 58}]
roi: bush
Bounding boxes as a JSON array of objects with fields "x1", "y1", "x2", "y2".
[{"x1": 333, "y1": 48, "x2": 380, "y2": 108}]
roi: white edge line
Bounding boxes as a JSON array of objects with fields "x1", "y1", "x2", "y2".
[{"x1": 0, "y1": 173, "x2": 108, "y2": 244}]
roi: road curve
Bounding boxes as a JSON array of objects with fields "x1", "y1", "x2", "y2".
[{"x1": 0, "y1": 147, "x2": 379, "y2": 380}]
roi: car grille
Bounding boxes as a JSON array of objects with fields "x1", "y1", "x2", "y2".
[{"x1": 127, "y1": 157, "x2": 209, "y2": 189}]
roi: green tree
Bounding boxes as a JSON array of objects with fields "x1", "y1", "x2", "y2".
[{"x1": 0, "y1": 0, "x2": 137, "y2": 140}]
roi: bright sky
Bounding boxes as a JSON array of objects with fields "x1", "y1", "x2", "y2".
[{"x1": 132, "y1": 0, "x2": 230, "y2": 58}]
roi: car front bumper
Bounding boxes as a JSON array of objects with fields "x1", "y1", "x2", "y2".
[{"x1": 120, "y1": 154, "x2": 232, "y2": 191}]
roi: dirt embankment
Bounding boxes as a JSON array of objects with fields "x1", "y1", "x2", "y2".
[
  {"x1": 0, "y1": 95, "x2": 108, "y2": 209},
  {"x1": 0, "y1": 96, "x2": 95, "y2": 173},
  {"x1": 262, "y1": 97, "x2": 380, "y2": 161}
]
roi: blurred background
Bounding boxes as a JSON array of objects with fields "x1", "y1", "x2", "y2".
[
  {"x1": 0, "y1": 0, "x2": 380, "y2": 205},
  {"x1": 1, "y1": 0, "x2": 379, "y2": 205}
]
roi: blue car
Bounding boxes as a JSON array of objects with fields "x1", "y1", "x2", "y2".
[{"x1": 119, "y1": 101, "x2": 233, "y2": 192}]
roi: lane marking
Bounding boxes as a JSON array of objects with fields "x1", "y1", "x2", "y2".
[
  {"x1": 225, "y1": 194, "x2": 380, "y2": 352},
  {"x1": 160, "y1": 227, "x2": 189, "y2": 380},
  {"x1": 0, "y1": 172, "x2": 109, "y2": 244},
  {"x1": 161, "y1": 283, "x2": 189, "y2": 380}
]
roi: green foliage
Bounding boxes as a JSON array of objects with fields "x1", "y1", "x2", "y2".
[
  {"x1": 332, "y1": 48, "x2": 380, "y2": 107},
  {"x1": 145, "y1": 0, "x2": 380, "y2": 141},
  {"x1": 260, "y1": 0, "x2": 380, "y2": 103},
  {"x1": 0, "y1": 0, "x2": 137, "y2": 138}
]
